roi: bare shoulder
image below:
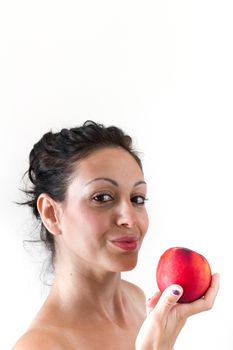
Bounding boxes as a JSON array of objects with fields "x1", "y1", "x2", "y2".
[
  {"x1": 11, "y1": 327, "x2": 67, "y2": 350},
  {"x1": 121, "y1": 279, "x2": 146, "y2": 304}
]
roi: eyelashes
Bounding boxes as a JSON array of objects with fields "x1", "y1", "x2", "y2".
[
  {"x1": 131, "y1": 195, "x2": 148, "y2": 205},
  {"x1": 92, "y1": 192, "x2": 148, "y2": 206},
  {"x1": 92, "y1": 193, "x2": 113, "y2": 202}
]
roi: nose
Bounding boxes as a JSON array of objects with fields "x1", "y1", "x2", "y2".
[{"x1": 115, "y1": 200, "x2": 138, "y2": 228}]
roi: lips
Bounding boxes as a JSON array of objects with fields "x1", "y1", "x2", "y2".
[{"x1": 110, "y1": 236, "x2": 139, "y2": 252}]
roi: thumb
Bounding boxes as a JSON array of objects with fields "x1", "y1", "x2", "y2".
[{"x1": 155, "y1": 284, "x2": 183, "y2": 317}]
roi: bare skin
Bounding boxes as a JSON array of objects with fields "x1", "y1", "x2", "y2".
[
  {"x1": 12, "y1": 147, "x2": 219, "y2": 350},
  {"x1": 13, "y1": 147, "x2": 149, "y2": 350},
  {"x1": 14, "y1": 279, "x2": 146, "y2": 350}
]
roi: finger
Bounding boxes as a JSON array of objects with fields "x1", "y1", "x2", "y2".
[
  {"x1": 146, "y1": 291, "x2": 161, "y2": 313},
  {"x1": 182, "y1": 273, "x2": 220, "y2": 317},
  {"x1": 153, "y1": 284, "x2": 183, "y2": 318}
]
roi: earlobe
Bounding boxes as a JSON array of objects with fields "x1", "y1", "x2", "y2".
[{"x1": 37, "y1": 194, "x2": 62, "y2": 236}]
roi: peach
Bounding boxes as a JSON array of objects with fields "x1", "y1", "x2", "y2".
[{"x1": 156, "y1": 247, "x2": 212, "y2": 303}]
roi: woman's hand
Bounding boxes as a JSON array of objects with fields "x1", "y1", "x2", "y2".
[{"x1": 135, "y1": 273, "x2": 220, "y2": 350}]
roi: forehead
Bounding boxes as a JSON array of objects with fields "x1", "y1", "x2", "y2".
[{"x1": 73, "y1": 147, "x2": 144, "y2": 183}]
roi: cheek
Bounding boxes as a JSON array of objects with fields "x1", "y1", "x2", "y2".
[
  {"x1": 139, "y1": 210, "x2": 149, "y2": 235},
  {"x1": 77, "y1": 207, "x2": 111, "y2": 236}
]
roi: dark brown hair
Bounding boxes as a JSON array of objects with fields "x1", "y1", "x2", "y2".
[{"x1": 20, "y1": 120, "x2": 142, "y2": 271}]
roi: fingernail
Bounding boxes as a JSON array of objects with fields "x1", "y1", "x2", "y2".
[{"x1": 171, "y1": 289, "x2": 181, "y2": 296}]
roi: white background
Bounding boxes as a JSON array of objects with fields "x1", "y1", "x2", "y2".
[{"x1": 1, "y1": 0, "x2": 233, "y2": 349}]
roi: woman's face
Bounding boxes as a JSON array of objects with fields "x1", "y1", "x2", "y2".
[{"x1": 56, "y1": 147, "x2": 149, "y2": 273}]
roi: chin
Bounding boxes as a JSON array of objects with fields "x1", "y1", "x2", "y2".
[{"x1": 111, "y1": 255, "x2": 138, "y2": 272}]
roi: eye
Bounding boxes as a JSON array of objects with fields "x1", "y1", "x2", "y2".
[
  {"x1": 92, "y1": 193, "x2": 113, "y2": 203},
  {"x1": 131, "y1": 195, "x2": 148, "y2": 205}
]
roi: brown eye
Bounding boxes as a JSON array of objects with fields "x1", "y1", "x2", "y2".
[
  {"x1": 131, "y1": 196, "x2": 148, "y2": 205},
  {"x1": 93, "y1": 193, "x2": 113, "y2": 202}
]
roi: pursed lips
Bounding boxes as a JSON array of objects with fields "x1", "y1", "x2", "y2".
[
  {"x1": 110, "y1": 235, "x2": 139, "y2": 242},
  {"x1": 109, "y1": 235, "x2": 140, "y2": 251}
]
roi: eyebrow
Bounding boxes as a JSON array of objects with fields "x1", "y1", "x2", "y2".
[{"x1": 85, "y1": 177, "x2": 147, "y2": 187}]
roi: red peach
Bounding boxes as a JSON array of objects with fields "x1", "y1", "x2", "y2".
[{"x1": 156, "y1": 247, "x2": 212, "y2": 303}]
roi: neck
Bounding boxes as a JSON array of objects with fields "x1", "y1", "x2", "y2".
[{"x1": 47, "y1": 258, "x2": 126, "y2": 324}]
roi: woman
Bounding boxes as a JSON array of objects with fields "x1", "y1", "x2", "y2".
[{"x1": 12, "y1": 120, "x2": 219, "y2": 350}]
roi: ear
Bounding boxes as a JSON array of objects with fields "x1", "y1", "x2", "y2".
[{"x1": 37, "y1": 193, "x2": 62, "y2": 236}]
